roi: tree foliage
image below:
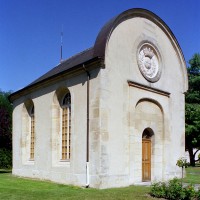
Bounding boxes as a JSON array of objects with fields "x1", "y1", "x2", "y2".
[
  {"x1": 185, "y1": 53, "x2": 200, "y2": 166},
  {"x1": 0, "y1": 90, "x2": 12, "y2": 150},
  {"x1": 0, "y1": 90, "x2": 12, "y2": 168}
]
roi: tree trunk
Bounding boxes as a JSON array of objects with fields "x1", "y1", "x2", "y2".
[{"x1": 188, "y1": 147, "x2": 195, "y2": 166}]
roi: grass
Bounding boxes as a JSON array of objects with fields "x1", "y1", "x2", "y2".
[
  {"x1": 1, "y1": 166, "x2": 199, "y2": 200},
  {"x1": 0, "y1": 169, "x2": 157, "y2": 200},
  {"x1": 182, "y1": 165, "x2": 200, "y2": 184}
]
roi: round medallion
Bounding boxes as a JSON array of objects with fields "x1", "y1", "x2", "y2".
[{"x1": 137, "y1": 44, "x2": 161, "y2": 82}]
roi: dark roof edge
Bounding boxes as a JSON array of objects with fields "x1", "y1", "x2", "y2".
[
  {"x1": 9, "y1": 56, "x2": 103, "y2": 102},
  {"x1": 94, "y1": 8, "x2": 185, "y2": 61}
]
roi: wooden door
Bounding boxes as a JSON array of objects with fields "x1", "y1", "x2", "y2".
[{"x1": 142, "y1": 139, "x2": 151, "y2": 181}]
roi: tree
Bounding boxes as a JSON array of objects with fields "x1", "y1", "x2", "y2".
[
  {"x1": 185, "y1": 53, "x2": 200, "y2": 166},
  {"x1": 0, "y1": 90, "x2": 12, "y2": 150},
  {"x1": 176, "y1": 157, "x2": 188, "y2": 185},
  {"x1": 0, "y1": 90, "x2": 13, "y2": 168}
]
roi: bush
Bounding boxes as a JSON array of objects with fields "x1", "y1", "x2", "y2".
[
  {"x1": 150, "y1": 181, "x2": 167, "y2": 198},
  {"x1": 150, "y1": 178, "x2": 199, "y2": 200},
  {"x1": 196, "y1": 188, "x2": 200, "y2": 200},
  {"x1": 0, "y1": 148, "x2": 12, "y2": 169},
  {"x1": 183, "y1": 185, "x2": 196, "y2": 200},
  {"x1": 165, "y1": 178, "x2": 185, "y2": 200}
]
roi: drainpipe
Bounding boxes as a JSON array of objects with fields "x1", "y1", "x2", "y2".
[{"x1": 83, "y1": 64, "x2": 90, "y2": 188}]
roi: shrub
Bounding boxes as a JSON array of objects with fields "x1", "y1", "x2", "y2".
[
  {"x1": 176, "y1": 157, "x2": 188, "y2": 185},
  {"x1": 150, "y1": 178, "x2": 199, "y2": 200},
  {"x1": 176, "y1": 158, "x2": 188, "y2": 168},
  {"x1": 165, "y1": 178, "x2": 185, "y2": 200},
  {"x1": 183, "y1": 185, "x2": 196, "y2": 200},
  {"x1": 150, "y1": 181, "x2": 167, "y2": 198},
  {"x1": 196, "y1": 188, "x2": 200, "y2": 200},
  {"x1": 0, "y1": 148, "x2": 12, "y2": 169}
]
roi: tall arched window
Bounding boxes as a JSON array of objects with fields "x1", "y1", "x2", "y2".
[
  {"x1": 61, "y1": 93, "x2": 71, "y2": 160},
  {"x1": 30, "y1": 105, "x2": 35, "y2": 160}
]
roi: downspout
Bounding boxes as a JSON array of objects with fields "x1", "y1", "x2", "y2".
[{"x1": 83, "y1": 64, "x2": 90, "y2": 188}]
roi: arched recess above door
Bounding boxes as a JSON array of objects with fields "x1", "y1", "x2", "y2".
[
  {"x1": 135, "y1": 98, "x2": 164, "y2": 114},
  {"x1": 134, "y1": 99, "x2": 164, "y2": 182}
]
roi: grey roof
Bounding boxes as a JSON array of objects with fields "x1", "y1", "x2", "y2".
[
  {"x1": 10, "y1": 8, "x2": 185, "y2": 102},
  {"x1": 29, "y1": 47, "x2": 95, "y2": 86}
]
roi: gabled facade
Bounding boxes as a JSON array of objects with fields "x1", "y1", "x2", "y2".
[{"x1": 10, "y1": 8, "x2": 188, "y2": 188}]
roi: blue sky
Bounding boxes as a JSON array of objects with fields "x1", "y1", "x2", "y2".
[{"x1": 0, "y1": 0, "x2": 199, "y2": 92}]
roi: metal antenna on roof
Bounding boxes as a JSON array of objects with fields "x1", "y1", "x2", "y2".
[{"x1": 60, "y1": 25, "x2": 63, "y2": 63}]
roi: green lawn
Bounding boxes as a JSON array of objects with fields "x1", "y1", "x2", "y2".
[
  {"x1": 0, "y1": 170, "x2": 156, "y2": 200},
  {"x1": 1, "y1": 167, "x2": 199, "y2": 200},
  {"x1": 182, "y1": 166, "x2": 200, "y2": 184}
]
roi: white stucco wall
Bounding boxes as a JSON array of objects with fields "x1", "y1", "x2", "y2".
[
  {"x1": 12, "y1": 68, "x2": 102, "y2": 187},
  {"x1": 96, "y1": 17, "x2": 187, "y2": 188}
]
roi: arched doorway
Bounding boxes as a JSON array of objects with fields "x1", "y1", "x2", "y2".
[
  {"x1": 142, "y1": 128, "x2": 154, "y2": 181},
  {"x1": 132, "y1": 99, "x2": 164, "y2": 183}
]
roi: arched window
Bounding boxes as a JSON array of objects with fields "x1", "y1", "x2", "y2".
[
  {"x1": 30, "y1": 105, "x2": 35, "y2": 160},
  {"x1": 61, "y1": 93, "x2": 71, "y2": 160}
]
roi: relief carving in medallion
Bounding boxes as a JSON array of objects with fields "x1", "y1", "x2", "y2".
[{"x1": 138, "y1": 44, "x2": 161, "y2": 82}]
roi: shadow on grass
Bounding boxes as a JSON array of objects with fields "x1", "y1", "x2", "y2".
[{"x1": 0, "y1": 169, "x2": 12, "y2": 173}]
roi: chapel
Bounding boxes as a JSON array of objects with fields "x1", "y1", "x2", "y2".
[{"x1": 10, "y1": 8, "x2": 188, "y2": 188}]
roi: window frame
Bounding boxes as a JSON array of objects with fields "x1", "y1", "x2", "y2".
[
  {"x1": 60, "y1": 93, "x2": 71, "y2": 161},
  {"x1": 29, "y1": 106, "x2": 35, "y2": 161}
]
